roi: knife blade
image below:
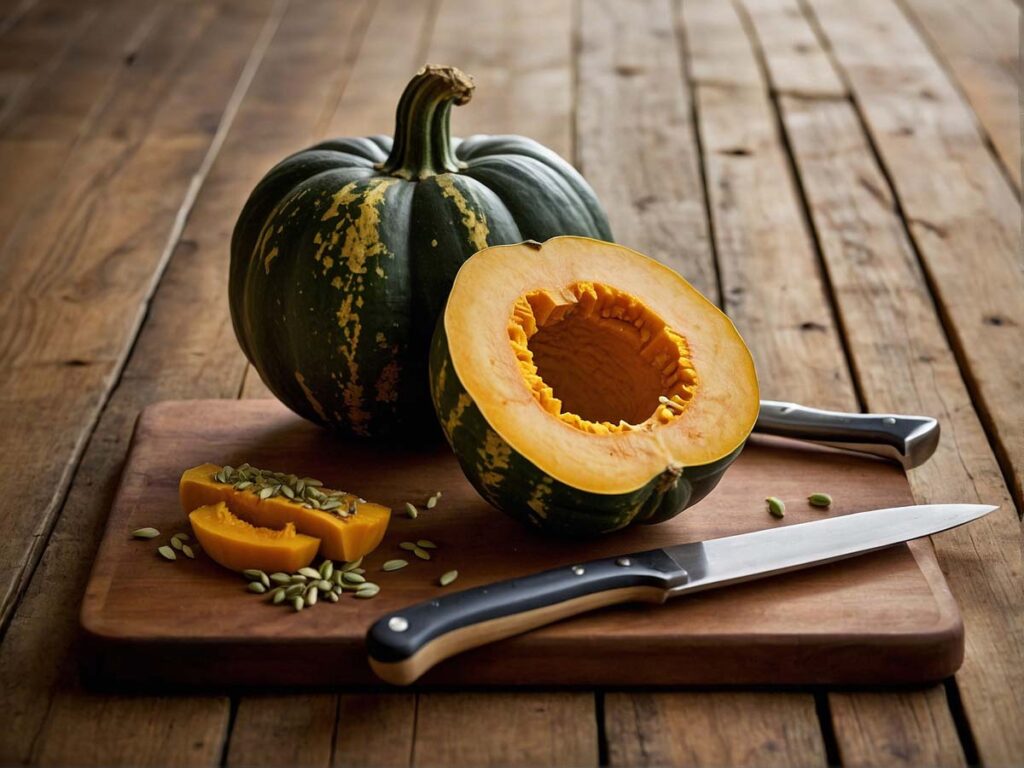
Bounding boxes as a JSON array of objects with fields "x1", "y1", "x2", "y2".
[
  {"x1": 367, "y1": 503, "x2": 995, "y2": 685},
  {"x1": 754, "y1": 400, "x2": 940, "y2": 469}
]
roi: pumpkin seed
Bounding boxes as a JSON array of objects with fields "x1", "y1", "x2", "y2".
[
  {"x1": 343, "y1": 572, "x2": 366, "y2": 584},
  {"x1": 234, "y1": 480, "x2": 253, "y2": 490},
  {"x1": 426, "y1": 495, "x2": 438, "y2": 509},
  {"x1": 340, "y1": 582, "x2": 362, "y2": 591},
  {"x1": 270, "y1": 572, "x2": 291, "y2": 585},
  {"x1": 281, "y1": 485, "x2": 295, "y2": 500},
  {"x1": 182, "y1": 544, "x2": 196, "y2": 559},
  {"x1": 306, "y1": 587, "x2": 318, "y2": 606},
  {"x1": 766, "y1": 496, "x2": 786, "y2": 519},
  {"x1": 243, "y1": 569, "x2": 270, "y2": 587},
  {"x1": 808, "y1": 492, "x2": 833, "y2": 508},
  {"x1": 416, "y1": 539, "x2": 437, "y2": 549},
  {"x1": 658, "y1": 395, "x2": 685, "y2": 413},
  {"x1": 292, "y1": 596, "x2": 304, "y2": 612},
  {"x1": 413, "y1": 547, "x2": 431, "y2": 561},
  {"x1": 405, "y1": 502, "x2": 418, "y2": 519},
  {"x1": 285, "y1": 584, "x2": 305, "y2": 598},
  {"x1": 332, "y1": 583, "x2": 343, "y2": 595},
  {"x1": 321, "y1": 499, "x2": 342, "y2": 511},
  {"x1": 258, "y1": 486, "x2": 274, "y2": 500},
  {"x1": 132, "y1": 527, "x2": 160, "y2": 539},
  {"x1": 319, "y1": 560, "x2": 334, "y2": 579},
  {"x1": 399, "y1": 541, "x2": 417, "y2": 551},
  {"x1": 340, "y1": 557, "x2": 363, "y2": 572},
  {"x1": 355, "y1": 583, "x2": 380, "y2": 598},
  {"x1": 248, "y1": 582, "x2": 267, "y2": 595},
  {"x1": 271, "y1": 588, "x2": 287, "y2": 605},
  {"x1": 298, "y1": 567, "x2": 321, "y2": 579},
  {"x1": 326, "y1": 591, "x2": 340, "y2": 602},
  {"x1": 170, "y1": 537, "x2": 184, "y2": 551},
  {"x1": 172, "y1": 532, "x2": 191, "y2": 543},
  {"x1": 304, "y1": 478, "x2": 323, "y2": 487},
  {"x1": 290, "y1": 574, "x2": 308, "y2": 584},
  {"x1": 382, "y1": 559, "x2": 408, "y2": 572},
  {"x1": 157, "y1": 545, "x2": 176, "y2": 561},
  {"x1": 309, "y1": 499, "x2": 322, "y2": 510},
  {"x1": 439, "y1": 570, "x2": 459, "y2": 587},
  {"x1": 316, "y1": 579, "x2": 333, "y2": 592},
  {"x1": 352, "y1": 568, "x2": 366, "y2": 575}
]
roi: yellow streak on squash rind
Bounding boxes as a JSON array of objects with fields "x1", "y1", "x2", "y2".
[
  {"x1": 294, "y1": 371, "x2": 328, "y2": 422},
  {"x1": 435, "y1": 174, "x2": 489, "y2": 251}
]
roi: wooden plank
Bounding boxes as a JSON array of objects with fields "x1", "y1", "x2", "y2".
[
  {"x1": 605, "y1": 692, "x2": 825, "y2": 767},
  {"x1": 426, "y1": 0, "x2": 572, "y2": 159},
  {"x1": 804, "y1": 0, "x2": 1024, "y2": 519},
  {"x1": 227, "y1": 695, "x2": 338, "y2": 768},
  {"x1": 686, "y1": 0, "x2": 972, "y2": 763},
  {"x1": 334, "y1": 694, "x2": 416, "y2": 767},
  {"x1": 0, "y1": 0, "x2": 98, "y2": 126},
  {"x1": 777, "y1": 88, "x2": 1024, "y2": 768},
  {"x1": 0, "y1": 0, "x2": 271, "y2": 638},
  {"x1": 413, "y1": 693, "x2": 597, "y2": 767},
  {"x1": 0, "y1": 0, "x2": 153, "y2": 246},
  {"x1": 828, "y1": 689, "x2": 965, "y2": 767},
  {"x1": 0, "y1": 0, "x2": 381, "y2": 762},
  {"x1": 576, "y1": 0, "x2": 823, "y2": 763},
  {"x1": 899, "y1": 0, "x2": 1021, "y2": 189},
  {"x1": 739, "y1": 0, "x2": 846, "y2": 97},
  {"x1": 35, "y1": 694, "x2": 229, "y2": 767},
  {"x1": 576, "y1": 0, "x2": 715, "y2": 295}
]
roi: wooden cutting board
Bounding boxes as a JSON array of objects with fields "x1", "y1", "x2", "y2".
[{"x1": 80, "y1": 399, "x2": 962, "y2": 688}]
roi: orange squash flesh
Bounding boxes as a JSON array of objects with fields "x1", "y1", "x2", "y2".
[
  {"x1": 189, "y1": 502, "x2": 320, "y2": 573},
  {"x1": 180, "y1": 463, "x2": 391, "y2": 562}
]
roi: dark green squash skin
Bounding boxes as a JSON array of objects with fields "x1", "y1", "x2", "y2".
[
  {"x1": 429, "y1": 319, "x2": 745, "y2": 537},
  {"x1": 230, "y1": 68, "x2": 612, "y2": 440}
]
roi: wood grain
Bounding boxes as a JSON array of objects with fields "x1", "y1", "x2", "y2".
[
  {"x1": 899, "y1": 0, "x2": 1021, "y2": 190},
  {"x1": 334, "y1": 694, "x2": 416, "y2": 767},
  {"x1": 605, "y1": 692, "x2": 826, "y2": 767},
  {"x1": 576, "y1": 0, "x2": 715, "y2": 295},
  {"x1": 0, "y1": 0, "x2": 263, "y2": 634},
  {"x1": 413, "y1": 693, "x2": 597, "y2": 767},
  {"x1": 778, "y1": 89, "x2": 1024, "y2": 768},
  {"x1": 227, "y1": 694, "x2": 338, "y2": 768},
  {"x1": 828, "y1": 688, "x2": 966, "y2": 767},
  {"x1": 804, "y1": 0, "x2": 1024, "y2": 516},
  {"x1": 687, "y1": 0, "x2": 972, "y2": 764},
  {"x1": 0, "y1": 0, "x2": 379, "y2": 764}
]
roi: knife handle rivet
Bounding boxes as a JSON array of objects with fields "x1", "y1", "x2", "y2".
[
  {"x1": 615, "y1": 557, "x2": 632, "y2": 567},
  {"x1": 388, "y1": 616, "x2": 409, "y2": 633},
  {"x1": 571, "y1": 565, "x2": 585, "y2": 576},
  {"x1": 883, "y1": 416, "x2": 896, "y2": 425}
]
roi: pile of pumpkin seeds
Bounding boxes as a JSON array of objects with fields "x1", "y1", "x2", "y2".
[
  {"x1": 132, "y1": 527, "x2": 197, "y2": 561},
  {"x1": 211, "y1": 463, "x2": 363, "y2": 519},
  {"x1": 243, "y1": 557, "x2": 380, "y2": 610}
]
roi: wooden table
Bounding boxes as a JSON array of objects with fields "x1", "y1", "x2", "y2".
[{"x1": 0, "y1": 0, "x2": 1019, "y2": 764}]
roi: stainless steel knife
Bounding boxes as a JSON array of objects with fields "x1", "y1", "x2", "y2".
[
  {"x1": 754, "y1": 400, "x2": 940, "y2": 469},
  {"x1": 367, "y1": 503, "x2": 994, "y2": 685}
]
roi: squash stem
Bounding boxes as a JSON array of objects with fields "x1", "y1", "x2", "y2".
[{"x1": 378, "y1": 65, "x2": 474, "y2": 180}]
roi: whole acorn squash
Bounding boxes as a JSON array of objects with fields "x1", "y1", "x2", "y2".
[
  {"x1": 230, "y1": 66, "x2": 612, "y2": 439},
  {"x1": 430, "y1": 237, "x2": 759, "y2": 536}
]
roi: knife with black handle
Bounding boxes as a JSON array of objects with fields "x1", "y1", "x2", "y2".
[
  {"x1": 754, "y1": 401, "x2": 939, "y2": 469},
  {"x1": 367, "y1": 503, "x2": 994, "y2": 685}
]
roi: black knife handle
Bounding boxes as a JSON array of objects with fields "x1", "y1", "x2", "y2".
[{"x1": 366, "y1": 549, "x2": 682, "y2": 685}]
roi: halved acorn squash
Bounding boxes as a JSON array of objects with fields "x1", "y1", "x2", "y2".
[{"x1": 429, "y1": 236, "x2": 759, "y2": 536}]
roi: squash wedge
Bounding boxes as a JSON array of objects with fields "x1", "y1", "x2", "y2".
[
  {"x1": 189, "y1": 502, "x2": 320, "y2": 573},
  {"x1": 180, "y1": 463, "x2": 390, "y2": 561}
]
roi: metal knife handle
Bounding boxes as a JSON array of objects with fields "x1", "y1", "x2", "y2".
[
  {"x1": 366, "y1": 550, "x2": 680, "y2": 685},
  {"x1": 755, "y1": 400, "x2": 940, "y2": 469}
]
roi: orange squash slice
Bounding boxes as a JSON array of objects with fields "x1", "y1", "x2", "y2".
[
  {"x1": 180, "y1": 463, "x2": 391, "y2": 562},
  {"x1": 189, "y1": 502, "x2": 320, "y2": 573}
]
